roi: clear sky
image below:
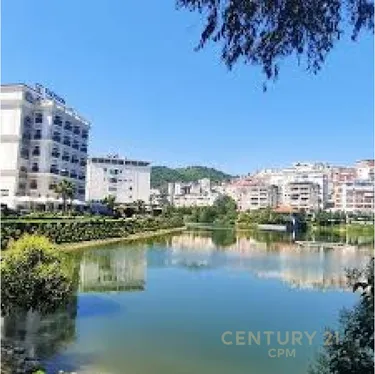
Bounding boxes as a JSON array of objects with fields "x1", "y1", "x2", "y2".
[{"x1": 2, "y1": 0, "x2": 374, "y2": 175}]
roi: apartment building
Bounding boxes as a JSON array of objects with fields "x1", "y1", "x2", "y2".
[
  {"x1": 333, "y1": 181, "x2": 374, "y2": 213},
  {"x1": 85, "y1": 155, "x2": 151, "y2": 204},
  {"x1": 355, "y1": 159, "x2": 375, "y2": 181},
  {"x1": 284, "y1": 182, "x2": 320, "y2": 211},
  {"x1": 173, "y1": 192, "x2": 219, "y2": 208},
  {"x1": 0, "y1": 83, "x2": 90, "y2": 210}
]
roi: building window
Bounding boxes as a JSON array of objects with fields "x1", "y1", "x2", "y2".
[
  {"x1": 50, "y1": 165, "x2": 59, "y2": 174},
  {"x1": 30, "y1": 180, "x2": 38, "y2": 190},
  {"x1": 20, "y1": 148, "x2": 29, "y2": 160},
  {"x1": 72, "y1": 140, "x2": 79, "y2": 150},
  {"x1": 52, "y1": 132, "x2": 61, "y2": 143},
  {"x1": 51, "y1": 147, "x2": 60, "y2": 158},
  {"x1": 63, "y1": 136, "x2": 71, "y2": 146},
  {"x1": 31, "y1": 163, "x2": 39, "y2": 172},
  {"x1": 34, "y1": 129, "x2": 42, "y2": 140},
  {"x1": 35, "y1": 113, "x2": 43, "y2": 124},
  {"x1": 73, "y1": 126, "x2": 80, "y2": 135},
  {"x1": 0, "y1": 189, "x2": 9, "y2": 197},
  {"x1": 64, "y1": 121, "x2": 72, "y2": 131},
  {"x1": 62, "y1": 152, "x2": 70, "y2": 161},
  {"x1": 108, "y1": 187, "x2": 117, "y2": 192},
  {"x1": 53, "y1": 115, "x2": 62, "y2": 126},
  {"x1": 32, "y1": 146, "x2": 40, "y2": 156},
  {"x1": 82, "y1": 130, "x2": 88, "y2": 139},
  {"x1": 80, "y1": 158, "x2": 86, "y2": 167},
  {"x1": 24, "y1": 116, "x2": 32, "y2": 128}
]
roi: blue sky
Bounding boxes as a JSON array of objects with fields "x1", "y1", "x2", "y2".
[{"x1": 2, "y1": 0, "x2": 374, "y2": 175}]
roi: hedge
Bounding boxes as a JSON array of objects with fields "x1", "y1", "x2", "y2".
[{"x1": 1, "y1": 216, "x2": 183, "y2": 250}]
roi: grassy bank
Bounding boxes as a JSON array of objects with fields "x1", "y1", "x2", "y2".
[{"x1": 60, "y1": 227, "x2": 186, "y2": 251}]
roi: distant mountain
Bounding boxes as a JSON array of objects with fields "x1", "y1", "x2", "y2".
[{"x1": 151, "y1": 166, "x2": 234, "y2": 189}]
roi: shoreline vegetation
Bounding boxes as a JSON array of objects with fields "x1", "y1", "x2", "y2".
[{"x1": 60, "y1": 226, "x2": 186, "y2": 251}]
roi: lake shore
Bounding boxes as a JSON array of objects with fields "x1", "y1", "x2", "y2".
[{"x1": 59, "y1": 226, "x2": 186, "y2": 251}]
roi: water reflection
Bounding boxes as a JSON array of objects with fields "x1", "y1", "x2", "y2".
[
  {"x1": 79, "y1": 247, "x2": 146, "y2": 292},
  {"x1": 1, "y1": 298, "x2": 77, "y2": 360},
  {"x1": 166, "y1": 231, "x2": 371, "y2": 291}
]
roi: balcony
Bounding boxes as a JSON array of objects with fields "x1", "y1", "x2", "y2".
[
  {"x1": 31, "y1": 166, "x2": 39, "y2": 172},
  {"x1": 82, "y1": 132, "x2": 88, "y2": 140},
  {"x1": 79, "y1": 174, "x2": 86, "y2": 181},
  {"x1": 72, "y1": 143, "x2": 79, "y2": 150},
  {"x1": 52, "y1": 135, "x2": 61, "y2": 143},
  {"x1": 51, "y1": 152, "x2": 61, "y2": 158},
  {"x1": 70, "y1": 172, "x2": 78, "y2": 179},
  {"x1": 20, "y1": 149, "x2": 29, "y2": 159},
  {"x1": 80, "y1": 146, "x2": 87, "y2": 153},
  {"x1": 60, "y1": 170, "x2": 69, "y2": 177},
  {"x1": 62, "y1": 155, "x2": 70, "y2": 162},
  {"x1": 34, "y1": 133, "x2": 42, "y2": 140},
  {"x1": 53, "y1": 118, "x2": 63, "y2": 126},
  {"x1": 32, "y1": 149, "x2": 40, "y2": 156},
  {"x1": 73, "y1": 127, "x2": 80, "y2": 135},
  {"x1": 64, "y1": 122, "x2": 72, "y2": 131},
  {"x1": 63, "y1": 139, "x2": 71, "y2": 147},
  {"x1": 50, "y1": 167, "x2": 59, "y2": 174},
  {"x1": 80, "y1": 160, "x2": 86, "y2": 167}
]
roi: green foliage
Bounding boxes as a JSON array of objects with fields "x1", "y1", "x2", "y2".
[
  {"x1": 1, "y1": 217, "x2": 184, "y2": 249},
  {"x1": 54, "y1": 179, "x2": 75, "y2": 212},
  {"x1": 177, "y1": 0, "x2": 373, "y2": 86},
  {"x1": 309, "y1": 258, "x2": 374, "y2": 374},
  {"x1": 151, "y1": 165, "x2": 233, "y2": 189},
  {"x1": 1, "y1": 235, "x2": 77, "y2": 316},
  {"x1": 102, "y1": 195, "x2": 116, "y2": 212}
]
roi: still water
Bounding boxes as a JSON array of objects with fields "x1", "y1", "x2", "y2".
[{"x1": 2, "y1": 230, "x2": 373, "y2": 374}]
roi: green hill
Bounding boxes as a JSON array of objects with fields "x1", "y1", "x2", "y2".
[{"x1": 151, "y1": 166, "x2": 234, "y2": 189}]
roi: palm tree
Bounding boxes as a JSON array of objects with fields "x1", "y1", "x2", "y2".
[
  {"x1": 102, "y1": 195, "x2": 116, "y2": 214},
  {"x1": 54, "y1": 180, "x2": 75, "y2": 213}
]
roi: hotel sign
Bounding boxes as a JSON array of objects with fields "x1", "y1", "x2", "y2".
[{"x1": 35, "y1": 83, "x2": 66, "y2": 105}]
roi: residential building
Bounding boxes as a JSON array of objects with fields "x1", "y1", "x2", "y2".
[
  {"x1": 238, "y1": 183, "x2": 279, "y2": 211},
  {"x1": 85, "y1": 155, "x2": 151, "y2": 204},
  {"x1": 173, "y1": 192, "x2": 219, "y2": 208},
  {"x1": 355, "y1": 159, "x2": 375, "y2": 181},
  {"x1": 0, "y1": 83, "x2": 90, "y2": 210},
  {"x1": 333, "y1": 181, "x2": 374, "y2": 213},
  {"x1": 284, "y1": 182, "x2": 320, "y2": 211}
]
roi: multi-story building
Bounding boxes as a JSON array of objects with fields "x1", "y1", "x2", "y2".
[
  {"x1": 355, "y1": 159, "x2": 375, "y2": 181},
  {"x1": 0, "y1": 83, "x2": 90, "y2": 210},
  {"x1": 85, "y1": 155, "x2": 151, "y2": 204},
  {"x1": 254, "y1": 162, "x2": 329, "y2": 209},
  {"x1": 333, "y1": 181, "x2": 374, "y2": 213},
  {"x1": 173, "y1": 192, "x2": 219, "y2": 208},
  {"x1": 238, "y1": 183, "x2": 278, "y2": 211},
  {"x1": 284, "y1": 182, "x2": 320, "y2": 211}
]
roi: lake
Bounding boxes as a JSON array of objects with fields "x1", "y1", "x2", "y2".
[{"x1": 2, "y1": 229, "x2": 373, "y2": 374}]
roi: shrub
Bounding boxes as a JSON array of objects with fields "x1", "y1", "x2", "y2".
[{"x1": 1, "y1": 235, "x2": 77, "y2": 316}]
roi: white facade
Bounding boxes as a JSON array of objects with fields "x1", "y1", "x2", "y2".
[
  {"x1": 355, "y1": 160, "x2": 375, "y2": 181},
  {"x1": 0, "y1": 84, "x2": 90, "y2": 209},
  {"x1": 333, "y1": 181, "x2": 374, "y2": 213},
  {"x1": 86, "y1": 155, "x2": 151, "y2": 204},
  {"x1": 173, "y1": 192, "x2": 219, "y2": 208},
  {"x1": 284, "y1": 182, "x2": 320, "y2": 211}
]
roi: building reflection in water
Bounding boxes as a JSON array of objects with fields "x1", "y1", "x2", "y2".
[
  {"x1": 168, "y1": 231, "x2": 371, "y2": 291},
  {"x1": 1, "y1": 297, "x2": 78, "y2": 361},
  {"x1": 79, "y1": 247, "x2": 147, "y2": 293}
]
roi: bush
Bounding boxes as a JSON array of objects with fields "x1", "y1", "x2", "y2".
[
  {"x1": 1, "y1": 217, "x2": 184, "y2": 249},
  {"x1": 1, "y1": 235, "x2": 77, "y2": 316}
]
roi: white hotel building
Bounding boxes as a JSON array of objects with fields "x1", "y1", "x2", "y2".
[
  {"x1": 0, "y1": 84, "x2": 90, "y2": 210},
  {"x1": 86, "y1": 155, "x2": 151, "y2": 204}
]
